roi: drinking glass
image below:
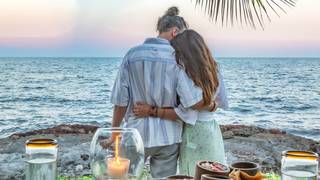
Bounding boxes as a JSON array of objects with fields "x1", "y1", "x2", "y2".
[
  {"x1": 25, "y1": 138, "x2": 58, "y2": 180},
  {"x1": 281, "y1": 151, "x2": 318, "y2": 180},
  {"x1": 90, "y1": 128, "x2": 144, "y2": 179}
]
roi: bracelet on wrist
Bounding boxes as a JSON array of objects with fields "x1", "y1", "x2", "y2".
[
  {"x1": 155, "y1": 108, "x2": 158, "y2": 117},
  {"x1": 149, "y1": 106, "x2": 154, "y2": 116},
  {"x1": 162, "y1": 109, "x2": 165, "y2": 119},
  {"x1": 150, "y1": 106, "x2": 157, "y2": 117}
]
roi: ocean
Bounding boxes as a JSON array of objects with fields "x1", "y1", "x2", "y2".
[{"x1": 0, "y1": 57, "x2": 319, "y2": 140}]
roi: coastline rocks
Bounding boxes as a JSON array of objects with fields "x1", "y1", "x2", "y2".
[
  {"x1": 222, "y1": 131, "x2": 234, "y2": 139},
  {"x1": 0, "y1": 124, "x2": 319, "y2": 179}
]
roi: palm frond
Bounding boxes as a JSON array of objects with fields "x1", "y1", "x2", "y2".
[{"x1": 193, "y1": 0, "x2": 297, "y2": 29}]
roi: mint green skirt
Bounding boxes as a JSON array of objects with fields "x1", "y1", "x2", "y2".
[{"x1": 179, "y1": 120, "x2": 226, "y2": 176}]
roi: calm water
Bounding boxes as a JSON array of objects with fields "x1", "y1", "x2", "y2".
[{"x1": 0, "y1": 57, "x2": 319, "y2": 140}]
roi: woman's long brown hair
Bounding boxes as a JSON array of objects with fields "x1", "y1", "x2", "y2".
[{"x1": 171, "y1": 30, "x2": 219, "y2": 106}]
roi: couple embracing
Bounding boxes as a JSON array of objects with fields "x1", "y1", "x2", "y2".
[{"x1": 110, "y1": 7, "x2": 228, "y2": 178}]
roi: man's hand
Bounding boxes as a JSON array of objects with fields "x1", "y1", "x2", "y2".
[
  {"x1": 99, "y1": 132, "x2": 121, "y2": 149},
  {"x1": 100, "y1": 138, "x2": 114, "y2": 149},
  {"x1": 133, "y1": 102, "x2": 152, "y2": 118}
]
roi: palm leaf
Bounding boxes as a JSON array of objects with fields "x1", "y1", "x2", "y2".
[{"x1": 193, "y1": 0, "x2": 297, "y2": 29}]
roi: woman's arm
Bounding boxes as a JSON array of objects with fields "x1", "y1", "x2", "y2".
[
  {"x1": 133, "y1": 101, "x2": 218, "y2": 121},
  {"x1": 191, "y1": 100, "x2": 218, "y2": 111},
  {"x1": 133, "y1": 102, "x2": 179, "y2": 121},
  {"x1": 191, "y1": 71, "x2": 228, "y2": 111}
]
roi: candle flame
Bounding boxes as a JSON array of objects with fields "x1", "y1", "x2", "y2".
[{"x1": 115, "y1": 135, "x2": 120, "y2": 165}]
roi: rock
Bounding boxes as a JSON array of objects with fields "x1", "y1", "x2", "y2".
[
  {"x1": 81, "y1": 154, "x2": 90, "y2": 161},
  {"x1": 61, "y1": 126, "x2": 73, "y2": 132},
  {"x1": 1, "y1": 124, "x2": 319, "y2": 178},
  {"x1": 9, "y1": 124, "x2": 99, "y2": 138},
  {"x1": 220, "y1": 125, "x2": 268, "y2": 137},
  {"x1": 10, "y1": 135, "x2": 20, "y2": 140},
  {"x1": 310, "y1": 143, "x2": 320, "y2": 154},
  {"x1": 75, "y1": 164, "x2": 83, "y2": 171},
  {"x1": 79, "y1": 129, "x2": 86, "y2": 134},
  {"x1": 261, "y1": 157, "x2": 276, "y2": 166},
  {"x1": 269, "y1": 129, "x2": 286, "y2": 135},
  {"x1": 223, "y1": 131, "x2": 234, "y2": 139}
]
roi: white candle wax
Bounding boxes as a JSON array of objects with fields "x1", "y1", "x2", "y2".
[{"x1": 107, "y1": 157, "x2": 130, "y2": 179}]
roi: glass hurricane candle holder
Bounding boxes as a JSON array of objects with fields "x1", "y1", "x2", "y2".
[
  {"x1": 90, "y1": 128, "x2": 144, "y2": 179},
  {"x1": 25, "y1": 139, "x2": 58, "y2": 180},
  {"x1": 281, "y1": 150, "x2": 318, "y2": 180}
]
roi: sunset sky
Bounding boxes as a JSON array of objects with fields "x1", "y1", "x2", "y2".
[{"x1": 0, "y1": 0, "x2": 319, "y2": 57}]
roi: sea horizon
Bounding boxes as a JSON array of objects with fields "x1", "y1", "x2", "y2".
[{"x1": 1, "y1": 56, "x2": 320, "y2": 59}]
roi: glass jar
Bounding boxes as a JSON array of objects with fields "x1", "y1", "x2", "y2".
[
  {"x1": 90, "y1": 128, "x2": 144, "y2": 179},
  {"x1": 281, "y1": 150, "x2": 318, "y2": 180},
  {"x1": 25, "y1": 138, "x2": 58, "y2": 180}
]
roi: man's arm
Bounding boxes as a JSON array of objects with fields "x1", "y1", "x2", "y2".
[
  {"x1": 176, "y1": 69, "x2": 215, "y2": 110},
  {"x1": 101, "y1": 52, "x2": 130, "y2": 148},
  {"x1": 100, "y1": 105, "x2": 127, "y2": 148},
  {"x1": 176, "y1": 69, "x2": 203, "y2": 108},
  {"x1": 191, "y1": 70, "x2": 228, "y2": 110},
  {"x1": 110, "y1": 53, "x2": 131, "y2": 126},
  {"x1": 112, "y1": 105, "x2": 127, "y2": 127}
]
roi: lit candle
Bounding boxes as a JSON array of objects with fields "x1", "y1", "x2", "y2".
[
  {"x1": 107, "y1": 157, "x2": 130, "y2": 178},
  {"x1": 106, "y1": 135, "x2": 130, "y2": 179}
]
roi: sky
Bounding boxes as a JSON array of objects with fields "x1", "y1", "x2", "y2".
[{"x1": 0, "y1": 0, "x2": 319, "y2": 57}]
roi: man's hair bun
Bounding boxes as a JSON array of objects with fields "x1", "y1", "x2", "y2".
[
  {"x1": 165, "y1": 6, "x2": 179, "y2": 16},
  {"x1": 157, "y1": 6, "x2": 187, "y2": 33}
]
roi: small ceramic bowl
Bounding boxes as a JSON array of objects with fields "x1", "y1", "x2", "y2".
[
  {"x1": 229, "y1": 161, "x2": 260, "y2": 176},
  {"x1": 201, "y1": 174, "x2": 231, "y2": 180},
  {"x1": 194, "y1": 161, "x2": 230, "y2": 180},
  {"x1": 166, "y1": 175, "x2": 194, "y2": 179}
]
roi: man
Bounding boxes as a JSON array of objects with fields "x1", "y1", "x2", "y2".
[{"x1": 109, "y1": 7, "x2": 203, "y2": 178}]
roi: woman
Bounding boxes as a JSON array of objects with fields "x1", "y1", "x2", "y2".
[{"x1": 133, "y1": 30, "x2": 228, "y2": 176}]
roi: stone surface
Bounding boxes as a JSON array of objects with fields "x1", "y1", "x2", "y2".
[
  {"x1": 222, "y1": 131, "x2": 234, "y2": 139},
  {"x1": 0, "y1": 124, "x2": 319, "y2": 179}
]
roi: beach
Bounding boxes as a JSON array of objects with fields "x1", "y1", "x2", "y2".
[{"x1": 0, "y1": 124, "x2": 319, "y2": 179}]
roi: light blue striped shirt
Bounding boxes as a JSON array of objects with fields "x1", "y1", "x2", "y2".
[{"x1": 111, "y1": 37, "x2": 203, "y2": 148}]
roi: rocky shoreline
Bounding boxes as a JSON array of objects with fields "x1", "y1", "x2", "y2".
[{"x1": 0, "y1": 124, "x2": 319, "y2": 179}]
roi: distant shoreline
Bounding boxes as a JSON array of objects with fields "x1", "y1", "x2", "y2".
[
  {"x1": 7, "y1": 123, "x2": 319, "y2": 143},
  {"x1": 2, "y1": 122, "x2": 319, "y2": 142},
  {"x1": 1, "y1": 56, "x2": 320, "y2": 59}
]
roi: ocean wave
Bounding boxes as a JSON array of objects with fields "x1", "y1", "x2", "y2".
[
  {"x1": 286, "y1": 128, "x2": 320, "y2": 140},
  {"x1": 230, "y1": 107, "x2": 253, "y2": 113},
  {"x1": 279, "y1": 104, "x2": 316, "y2": 111},
  {"x1": 21, "y1": 86, "x2": 46, "y2": 90},
  {"x1": 249, "y1": 97, "x2": 283, "y2": 103},
  {"x1": 0, "y1": 96, "x2": 97, "y2": 104},
  {"x1": 1, "y1": 57, "x2": 319, "y2": 140}
]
